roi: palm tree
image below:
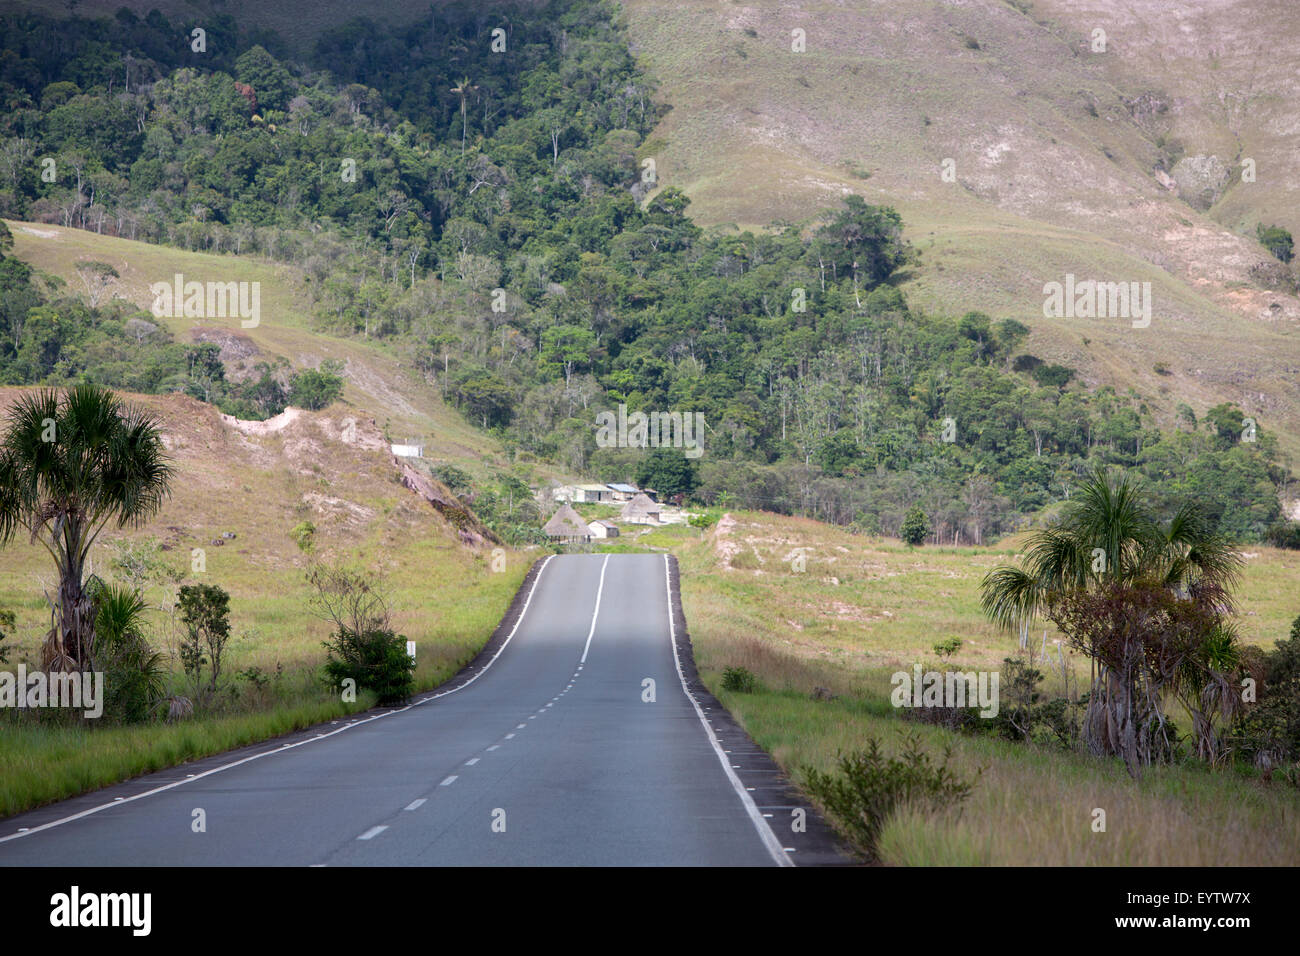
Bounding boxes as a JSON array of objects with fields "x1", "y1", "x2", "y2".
[
  {"x1": 450, "y1": 77, "x2": 478, "y2": 156},
  {"x1": 981, "y1": 468, "x2": 1240, "y2": 628},
  {"x1": 0, "y1": 385, "x2": 173, "y2": 669},
  {"x1": 980, "y1": 468, "x2": 1242, "y2": 772}
]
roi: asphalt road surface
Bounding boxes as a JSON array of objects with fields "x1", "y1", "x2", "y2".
[{"x1": 0, "y1": 553, "x2": 793, "y2": 866}]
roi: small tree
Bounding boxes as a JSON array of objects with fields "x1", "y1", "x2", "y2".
[
  {"x1": 900, "y1": 505, "x2": 930, "y2": 546},
  {"x1": 307, "y1": 560, "x2": 413, "y2": 704},
  {"x1": 178, "y1": 583, "x2": 232, "y2": 698}
]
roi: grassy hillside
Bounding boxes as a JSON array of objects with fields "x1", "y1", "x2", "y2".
[
  {"x1": 2, "y1": 219, "x2": 557, "y2": 484},
  {"x1": 0, "y1": 384, "x2": 529, "y2": 683},
  {"x1": 618, "y1": 0, "x2": 1300, "y2": 461}
]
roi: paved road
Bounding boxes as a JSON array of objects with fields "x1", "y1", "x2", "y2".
[{"x1": 0, "y1": 554, "x2": 789, "y2": 866}]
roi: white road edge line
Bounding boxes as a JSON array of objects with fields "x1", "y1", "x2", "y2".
[
  {"x1": 579, "y1": 554, "x2": 610, "y2": 664},
  {"x1": 0, "y1": 554, "x2": 560, "y2": 847},
  {"x1": 662, "y1": 554, "x2": 793, "y2": 868}
]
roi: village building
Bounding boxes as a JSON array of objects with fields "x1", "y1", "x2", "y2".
[
  {"x1": 587, "y1": 519, "x2": 620, "y2": 538},
  {"x1": 551, "y1": 483, "x2": 614, "y2": 504},
  {"x1": 543, "y1": 503, "x2": 592, "y2": 542},
  {"x1": 621, "y1": 492, "x2": 661, "y2": 525},
  {"x1": 605, "y1": 482, "x2": 640, "y2": 502}
]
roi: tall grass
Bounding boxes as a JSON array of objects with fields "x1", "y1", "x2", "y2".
[{"x1": 680, "y1": 510, "x2": 1300, "y2": 865}]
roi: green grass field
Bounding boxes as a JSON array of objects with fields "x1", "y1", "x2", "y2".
[{"x1": 675, "y1": 509, "x2": 1300, "y2": 865}]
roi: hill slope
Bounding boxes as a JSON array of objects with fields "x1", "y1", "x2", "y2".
[{"x1": 620, "y1": 0, "x2": 1300, "y2": 458}]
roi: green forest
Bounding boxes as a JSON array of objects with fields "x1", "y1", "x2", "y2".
[{"x1": 0, "y1": 1, "x2": 1291, "y2": 541}]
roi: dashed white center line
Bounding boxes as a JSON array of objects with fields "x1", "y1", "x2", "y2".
[
  {"x1": 440, "y1": 775, "x2": 458, "y2": 786},
  {"x1": 516, "y1": 723, "x2": 526, "y2": 729},
  {"x1": 404, "y1": 799, "x2": 426, "y2": 811},
  {"x1": 357, "y1": 826, "x2": 388, "y2": 840},
  {"x1": 504, "y1": 733, "x2": 515, "y2": 740},
  {"x1": 465, "y1": 757, "x2": 480, "y2": 766},
  {"x1": 487, "y1": 744, "x2": 500, "y2": 751}
]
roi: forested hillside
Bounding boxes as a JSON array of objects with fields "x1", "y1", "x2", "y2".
[{"x1": 0, "y1": 1, "x2": 1290, "y2": 541}]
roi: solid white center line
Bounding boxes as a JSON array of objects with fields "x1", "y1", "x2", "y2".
[
  {"x1": 404, "y1": 799, "x2": 426, "y2": 811},
  {"x1": 440, "y1": 775, "x2": 458, "y2": 786},
  {"x1": 465, "y1": 757, "x2": 480, "y2": 766},
  {"x1": 357, "y1": 826, "x2": 388, "y2": 840}
]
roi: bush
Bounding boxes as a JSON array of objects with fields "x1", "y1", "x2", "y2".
[
  {"x1": 802, "y1": 735, "x2": 978, "y2": 861},
  {"x1": 1266, "y1": 521, "x2": 1300, "y2": 550},
  {"x1": 91, "y1": 583, "x2": 166, "y2": 723},
  {"x1": 323, "y1": 627, "x2": 414, "y2": 705},
  {"x1": 1232, "y1": 614, "x2": 1300, "y2": 768},
  {"x1": 0, "y1": 604, "x2": 13, "y2": 663},
  {"x1": 900, "y1": 505, "x2": 929, "y2": 546},
  {"x1": 721, "y1": 666, "x2": 756, "y2": 693},
  {"x1": 933, "y1": 637, "x2": 962, "y2": 659},
  {"x1": 288, "y1": 361, "x2": 345, "y2": 411},
  {"x1": 1257, "y1": 223, "x2": 1295, "y2": 264}
]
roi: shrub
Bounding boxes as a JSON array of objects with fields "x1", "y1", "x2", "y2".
[
  {"x1": 1257, "y1": 223, "x2": 1294, "y2": 264},
  {"x1": 91, "y1": 583, "x2": 166, "y2": 723},
  {"x1": 721, "y1": 666, "x2": 756, "y2": 693},
  {"x1": 290, "y1": 520, "x2": 316, "y2": 553},
  {"x1": 1266, "y1": 521, "x2": 1300, "y2": 550},
  {"x1": 900, "y1": 505, "x2": 929, "y2": 546},
  {"x1": 0, "y1": 604, "x2": 13, "y2": 663},
  {"x1": 1232, "y1": 614, "x2": 1300, "y2": 768},
  {"x1": 802, "y1": 735, "x2": 978, "y2": 861},
  {"x1": 323, "y1": 627, "x2": 414, "y2": 705},
  {"x1": 288, "y1": 361, "x2": 345, "y2": 411},
  {"x1": 933, "y1": 637, "x2": 962, "y2": 659}
]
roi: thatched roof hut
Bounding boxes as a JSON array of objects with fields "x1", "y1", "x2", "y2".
[
  {"x1": 621, "y1": 492, "x2": 661, "y2": 525},
  {"x1": 543, "y1": 503, "x2": 592, "y2": 541}
]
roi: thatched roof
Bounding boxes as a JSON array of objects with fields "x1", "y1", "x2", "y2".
[
  {"x1": 543, "y1": 503, "x2": 591, "y2": 538},
  {"x1": 621, "y1": 493, "x2": 660, "y2": 519}
]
